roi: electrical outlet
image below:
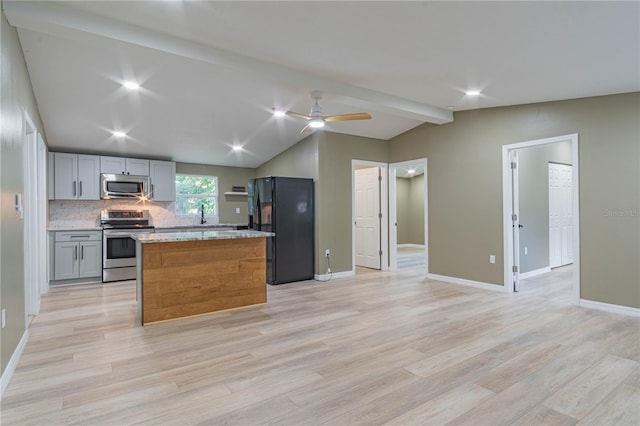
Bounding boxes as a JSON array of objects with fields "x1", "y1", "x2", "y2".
[
  {"x1": 524, "y1": 247, "x2": 528, "y2": 255},
  {"x1": 327, "y1": 267, "x2": 331, "y2": 273},
  {"x1": 325, "y1": 249, "x2": 330, "y2": 257},
  {"x1": 235, "y1": 207, "x2": 240, "y2": 214},
  {"x1": 489, "y1": 255, "x2": 496, "y2": 264},
  {"x1": 1, "y1": 309, "x2": 5, "y2": 329}
]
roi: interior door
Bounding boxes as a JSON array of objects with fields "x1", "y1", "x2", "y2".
[
  {"x1": 355, "y1": 167, "x2": 381, "y2": 269},
  {"x1": 549, "y1": 163, "x2": 573, "y2": 267}
]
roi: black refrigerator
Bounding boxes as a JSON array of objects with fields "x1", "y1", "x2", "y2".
[{"x1": 248, "y1": 177, "x2": 314, "y2": 285}]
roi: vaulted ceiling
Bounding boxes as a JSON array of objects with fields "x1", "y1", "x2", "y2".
[{"x1": 5, "y1": 1, "x2": 639, "y2": 168}]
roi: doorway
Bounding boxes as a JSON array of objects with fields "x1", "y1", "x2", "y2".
[
  {"x1": 389, "y1": 158, "x2": 428, "y2": 275},
  {"x1": 352, "y1": 160, "x2": 388, "y2": 273},
  {"x1": 22, "y1": 110, "x2": 44, "y2": 322},
  {"x1": 502, "y1": 134, "x2": 580, "y2": 302}
]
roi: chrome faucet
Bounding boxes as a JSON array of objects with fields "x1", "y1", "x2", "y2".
[{"x1": 200, "y1": 204, "x2": 207, "y2": 224}]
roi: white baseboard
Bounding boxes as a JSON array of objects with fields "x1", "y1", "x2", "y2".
[
  {"x1": 579, "y1": 299, "x2": 640, "y2": 317},
  {"x1": 0, "y1": 329, "x2": 29, "y2": 400},
  {"x1": 519, "y1": 267, "x2": 551, "y2": 280},
  {"x1": 427, "y1": 273, "x2": 507, "y2": 292},
  {"x1": 397, "y1": 244, "x2": 425, "y2": 249},
  {"x1": 314, "y1": 270, "x2": 355, "y2": 281}
]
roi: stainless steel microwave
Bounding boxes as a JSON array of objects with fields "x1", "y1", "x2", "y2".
[{"x1": 100, "y1": 174, "x2": 149, "y2": 199}]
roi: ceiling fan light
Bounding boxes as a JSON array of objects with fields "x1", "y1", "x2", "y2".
[
  {"x1": 309, "y1": 119, "x2": 324, "y2": 129},
  {"x1": 272, "y1": 108, "x2": 285, "y2": 117}
]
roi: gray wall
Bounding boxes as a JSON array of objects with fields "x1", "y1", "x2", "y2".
[
  {"x1": 408, "y1": 174, "x2": 425, "y2": 245},
  {"x1": 256, "y1": 133, "x2": 321, "y2": 272},
  {"x1": 390, "y1": 92, "x2": 639, "y2": 308},
  {"x1": 518, "y1": 141, "x2": 572, "y2": 273},
  {"x1": 317, "y1": 132, "x2": 389, "y2": 273},
  {"x1": 1, "y1": 11, "x2": 47, "y2": 376},
  {"x1": 256, "y1": 131, "x2": 388, "y2": 274},
  {"x1": 396, "y1": 178, "x2": 410, "y2": 244},
  {"x1": 396, "y1": 175, "x2": 425, "y2": 246},
  {"x1": 176, "y1": 162, "x2": 255, "y2": 224}
]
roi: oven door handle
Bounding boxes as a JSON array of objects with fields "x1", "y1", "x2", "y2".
[{"x1": 104, "y1": 232, "x2": 135, "y2": 238}]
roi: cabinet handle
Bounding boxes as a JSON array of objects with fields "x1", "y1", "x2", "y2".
[
  {"x1": 74, "y1": 246, "x2": 78, "y2": 260},
  {"x1": 79, "y1": 181, "x2": 83, "y2": 197},
  {"x1": 70, "y1": 235, "x2": 90, "y2": 239},
  {"x1": 72, "y1": 181, "x2": 77, "y2": 197},
  {"x1": 81, "y1": 245, "x2": 84, "y2": 260}
]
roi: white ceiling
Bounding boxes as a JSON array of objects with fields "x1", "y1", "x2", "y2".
[{"x1": 5, "y1": 1, "x2": 639, "y2": 168}]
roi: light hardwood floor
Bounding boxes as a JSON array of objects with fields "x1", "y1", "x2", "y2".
[{"x1": 1, "y1": 266, "x2": 638, "y2": 425}]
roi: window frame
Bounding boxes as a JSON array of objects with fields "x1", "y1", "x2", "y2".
[{"x1": 174, "y1": 174, "x2": 219, "y2": 219}]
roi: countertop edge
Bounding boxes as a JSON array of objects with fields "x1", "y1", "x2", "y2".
[{"x1": 135, "y1": 230, "x2": 274, "y2": 243}]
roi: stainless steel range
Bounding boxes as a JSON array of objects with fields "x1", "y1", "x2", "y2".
[{"x1": 101, "y1": 209, "x2": 154, "y2": 282}]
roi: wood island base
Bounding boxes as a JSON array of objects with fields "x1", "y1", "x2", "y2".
[{"x1": 137, "y1": 236, "x2": 267, "y2": 325}]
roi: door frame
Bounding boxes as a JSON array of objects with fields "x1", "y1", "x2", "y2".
[
  {"x1": 22, "y1": 109, "x2": 41, "y2": 322},
  {"x1": 351, "y1": 160, "x2": 389, "y2": 272},
  {"x1": 389, "y1": 158, "x2": 428, "y2": 275},
  {"x1": 502, "y1": 133, "x2": 580, "y2": 303}
]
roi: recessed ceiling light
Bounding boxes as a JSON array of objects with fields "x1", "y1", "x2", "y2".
[
  {"x1": 232, "y1": 145, "x2": 243, "y2": 152},
  {"x1": 465, "y1": 90, "x2": 481, "y2": 96},
  {"x1": 112, "y1": 131, "x2": 127, "y2": 138},
  {"x1": 123, "y1": 81, "x2": 140, "y2": 90},
  {"x1": 272, "y1": 108, "x2": 286, "y2": 117},
  {"x1": 408, "y1": 168, "x2": 416, "y2": 175}
]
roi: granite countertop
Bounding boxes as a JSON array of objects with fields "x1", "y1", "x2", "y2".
[
  {"x1": 48, "y1": 226, "x2": 102, "y2": 232},
  {"x1": 134, "y1": 230, "x2": 274, "y2": 243},
  {"x1": 154, "y1": 223, "x2": 247, "y2": 230}
]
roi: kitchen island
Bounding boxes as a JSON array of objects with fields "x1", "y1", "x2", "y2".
[{"x1": 134, "y1": 230, "x2": 274, "y2": 325}]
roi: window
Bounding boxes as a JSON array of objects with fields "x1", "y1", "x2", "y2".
[{"x1": 175, "y1": 174, "x2": 218, "y2": 216}]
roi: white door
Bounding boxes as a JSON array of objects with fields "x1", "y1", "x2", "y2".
[
  {"x1": 355, "y1": 167, "x2": 381, "y2": 269},
  {"x1": 549, "y1": 163, "x2": 573, "y2": 267}
]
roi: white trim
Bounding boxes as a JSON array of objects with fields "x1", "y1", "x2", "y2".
[
  {"x1": 314, "y1": 270, "x2": 355, "y2": 281},
  {"x1": 427, "y1": 273, "x2": 507, "y2": 292},
  {"x1": 579, "y1": 299, "x2": 640, "y2": 317},
  {"x1": 502, "y1": 133, "x2": 580, "y2": 305},
  {"x1": 351, "y1": 160, "x2": 389, "y2": 272},
  {"x1": 397, "y1": 244, "x2": 426, "y2": 249},
  {"x1": 0, "y1": 330, "x2": 29, "y2": 399},
  {"x1": 519, "y1": 267, "x2": 552, "y2": 280}
]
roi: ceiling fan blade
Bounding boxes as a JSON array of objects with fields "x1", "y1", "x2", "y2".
[
  {"x1": 286, "y1": 111, "x2": 312, "y2": 120},
  {"x1": 300, "y1": 124, "x2": 311, "y2": 134},
  {"x1": 324, "y1": 113, "x2": 372, "y2": 122}
]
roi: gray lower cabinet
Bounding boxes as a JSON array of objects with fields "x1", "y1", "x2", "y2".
[{"x1": 53, "y1": 231, "x2": 102, "y2": 281}]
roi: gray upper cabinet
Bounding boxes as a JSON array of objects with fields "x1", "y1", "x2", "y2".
[
  {"x1": 100, "y1": 156, "x2": 150, "y2": 176},
  {"x1": 53, "y1": 153, "x2": 100, "y2": 200},
  {"x1": 149, "y1": 160, "x2": 176, "y2": 201}
]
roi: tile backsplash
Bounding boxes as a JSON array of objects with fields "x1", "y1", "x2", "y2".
[{"x1": 49, "y1": 199, "x2": 215, "y2": 229}]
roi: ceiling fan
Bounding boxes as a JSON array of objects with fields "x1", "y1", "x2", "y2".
[{"x1": 283, "y1": 91, "x2": 372, "y2": 133}]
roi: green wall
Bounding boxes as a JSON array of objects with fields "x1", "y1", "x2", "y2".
[
  {"x1": 1, "y1": 11, "x2": 47, "y2": 376},
  {"x1": 390, "y1": 92, "x2": 640, "y2": 308},
  {"x1": 518, "y1": 141, "x2": 572, "y2": 273},
  {"x1": 176, "y1": 162, "x2": 255, "y2": 224}
]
